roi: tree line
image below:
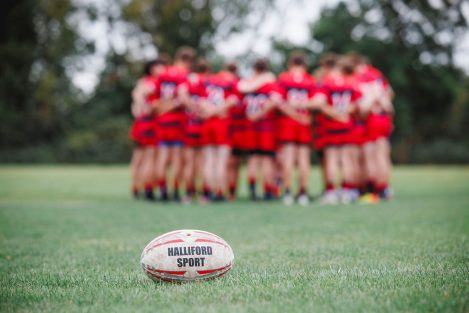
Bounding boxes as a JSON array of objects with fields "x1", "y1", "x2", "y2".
[{"x1": 1, "y1": 0, "x2": 468, "y2": 163}]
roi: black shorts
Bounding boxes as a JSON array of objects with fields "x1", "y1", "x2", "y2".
[{"x1": 247, "y1": 149, "x2": 276, "y2": 157}]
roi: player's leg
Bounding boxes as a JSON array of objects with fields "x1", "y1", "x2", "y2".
[
  {"x1": 142, "y1": 146, "x2": 157, "y2": 201},
  {"x1": 273, "y1": 149, "x2": 283, "y2": 198},
  {"x1": 375, "y1": 137, "x2": 392, "y2": 199},
  {"x1": 214, "y1": 145, "x2": 231, "y2": 201},
  {"x1": 201, "y1": 146, "x2": 215, "y2": 202},
  {"x1": 227, "y1": 154, "x2": 240, "y2": 200},
  {"x1": 320, "y1": 146, "x2": 340, "y2": 204},
  {"x1": 194, "y1": 148, "x2": 203, "y2": 195},
  {"x1": 247, "y1": 154, "x2": 259, "y2": 200},
  {"x1": 362, "y1": 141, "x2": 380, "y2": 203},
  {"x1": 281, "y1": 143, "x2": 296, "y2": 205},
  {"x1": 156, "y1": 144, "x2": 170, "y2": 201},
  {"x1": 261, "y1": 154, "x2": 275, "y2": 200},
  {"x1": 297, "y1": 144, "x2": 311, "y2": 206},
  {"x1": 182, "y1": 147, "x2": 195, "y2": 203},
  {"x1": 316, "y1": 149, "x2": 328, "y2": 195},
  {"x1": 212, "y1": 117, "x2": 231, "y2": 201},
  {"x1": 130, "y1": 146, "x2": 144, "y2": 198},
  {"x1": 340, "y1": 144, "x2": 359, "y2": 204},
  {"x1": 357, "y1": 145, "x2": 368, "y2": 196},
  {"x1": 169, "y1": 145, "x2": 183, "y2": 201},
  {"x1": 151, "y1": 146, "x2": 159, "y2": 193}
]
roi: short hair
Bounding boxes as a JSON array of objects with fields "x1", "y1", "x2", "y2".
[
  {"x1": 175, "y1": 46, "x2": 196, "y2": 63},
  {"x1": 158, "y1": 52, "x2": 171, "y2": 65},
  {"x1": 195, "y1": 58, "x2": 211, "y2": 73},
  {"x1": 345, "y1": 51, "x2": 369, "y2": 66},
  {"x1": 253, "y1": 58, "x2": 269, "y2": 72},
  {"x1": 143, "y1": 58, "x2": 167, "y2": 76},
  {"x1": 224, "y1": 61, "x2": 238, "y2": 74},
  {"x1": 288, "y1": 51, "x2": 307, "y2": 66},
  {"x1": 337, "y1": 56, "x2": 355, "y2": 75},
  {"x1": 319, "y1": 52, "x2": 339, "y2": 68}
]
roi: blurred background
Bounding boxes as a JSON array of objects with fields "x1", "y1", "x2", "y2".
[{"x1": 1, "y1": 0, "x2": 468, "y2": 164}]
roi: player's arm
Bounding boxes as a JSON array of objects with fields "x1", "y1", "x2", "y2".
[
  {"x1": 380, "y1": 84, "x2": 395, "y2": 115},
  {"x1": 130, "y1": 101, "x2": 142, "y2": 118},
  {"x1": 132, "y1": 78, "x2": 156, "y2": 106},
  {"x1": 277, "y1": 101, "x2": 310, "y2": 125},
  {"x1": 247, "y1": 100, "x2": 276, "y2": 121},
  {"x1": 238, "y1": 73, "x2": 276, "y2": 93},
  {"x1": 307, "y1": 93, "x2": 348, "y2": 122},
  {"x1": 178, "y1": 84, "x2": 197, "y2": 112},
  {"x1": 247, "y1": 92, "x2": 281, "y2": 121},
  {"x1": 131, "y1": 79, "x2": 153, "y2": 117},
  {"x1": 199, "y1": 100, "x2": 218, "y2": 119},
  {"x1": 151, "y1": 98, "x2": 179, "y2": 115}
]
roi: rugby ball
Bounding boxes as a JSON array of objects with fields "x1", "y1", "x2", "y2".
[{"x1": 141, "y1": 229, "x2": 234, "y2": 282}]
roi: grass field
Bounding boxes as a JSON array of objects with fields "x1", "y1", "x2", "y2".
[{"x1": 0, "y1": 165, "x2": 468, "y2": 313}]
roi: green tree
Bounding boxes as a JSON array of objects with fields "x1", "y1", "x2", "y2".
[
  {"x1": 0, "y1": 0, "x2": 85, "y2": 147},
  {"x1": 307, "y1": 1, "x2": 468, "y2": 162},
  {"x1": 122, "y1": 0, "x2": 215, "y2": 56}
]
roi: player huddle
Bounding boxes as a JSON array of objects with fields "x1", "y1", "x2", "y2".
[{"x1": 129, "y1": 47, "x2": 393, "y2": 205}]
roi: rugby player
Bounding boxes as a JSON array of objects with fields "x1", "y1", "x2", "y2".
[
  {"x1": 199, "y1": 63, "x2": 239, "y2": 202},
  {"x1": 178, "y1": 59, "x2": 211, "y2": 204},
  {"x1": 313, "y1": 53, "x2": 340, "y2": 197},
  {"x1": 352, "y1": 54, "x2": 394, "y2": 202},
  {"x1": 316, "y1": 56, "x2": 363, "y2": 204},
  {"x1": 276, "y1": 52, "x2": 317, "y2": 206},
  {"x1": 154, "y1": 47, "x2": 195, "y2": 201},
  {"x1": 238, "y1": 59, "x2": 281, "y2": 201},
  {"x1": 129, "y1": 58, "x2": 167, "y2": 200}
]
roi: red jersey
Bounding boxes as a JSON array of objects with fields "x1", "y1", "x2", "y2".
[
  {"x1": 240, "y1": 81, "x2": 280, "y2": 152},
  {"x1": 355, "y1": 65, "x2": 390, "y2": 101},
  {"x1": 142, "y1": 76, "x2": 160, "y2": 104},
  {"x1": 355, "y1": 65, "x2": 393, "y2": 141},
  {"x1": 131, "y1": 75, "x2": 159, "y2": 118},
  {"x1": 179, "y1": 72, "x2": 207, "y2": 120},
  {"x1": 277, "y1": 71, "x2": 318, "y2": 117},
  {"x1": 317, "y1": 74, "x2": 362, "y2": 132},
  {"x1": 204, "y1": 71, "x2": 239, "y2": 116},
  {"x1": 243, "y1": 82, "x2": 280, "y2": 129},
  {"x1": 155, "y1": 65, "x2": 189, "y2": 139},
  {"x1": 156, "y1": 65, "x2": 189, "y2": 100}
]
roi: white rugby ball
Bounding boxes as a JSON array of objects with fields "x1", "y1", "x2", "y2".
[{"x1": 141, "y1": 229, "x2": 234, "y2": 282}]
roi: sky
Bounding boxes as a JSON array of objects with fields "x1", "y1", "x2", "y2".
[{"x1": 70, "y1": 0, "x2": 469, "y2": 94}]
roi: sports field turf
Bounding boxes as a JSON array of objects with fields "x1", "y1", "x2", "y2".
[{"x1": 0, "y1": 165, "x2": 468, "y2": 313}]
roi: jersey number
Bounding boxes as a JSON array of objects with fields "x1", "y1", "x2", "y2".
[{"x1": 331, "y1": 92, "x2": 352, "y2": 114}]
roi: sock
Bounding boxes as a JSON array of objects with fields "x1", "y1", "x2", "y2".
[
  {"x1": 186, "y1": 184, "x2": 195, "y2": 196},
  {"x1": 228, "y1": 183, "x2": 236, "y2": 198},
  {"x1": 298, "y1": 186, "x2": 306, "y2": 196},
  {"x1": 144, "y1": 183, "x2": 154, "y2": 199},
  {"x1": 271, "y1": 184, "x2": 279, "y2": 197},
  {"x1": 376, "y1": 183, "x2": 388, "y2": 194},
  {"x1": 144, "y1": 183, "x2": 153, "y2": 192},
  {"x1": 359, "y1": 183, "x2": 367, "y2": 195},
  {"x1": 159, "y1": 179, "x2": 167, "y2": 192},
  {"x1": 203, "y1": 184, "x2": 211, "y2": 197},
  {"x1": 216, "y1": 189, "x2": 224, "y2": 198},
  {"x1": 325, "y1": 182, "x2": 334, "y2": 192},
  {"x1": 366, "y1": 180, "x2": 375, "y2": 194},
  {"x1": 342, "y1": 182, "x2": 355, "y2": 190},
  {"x1": 249, "y1": 177, "x2": 256, "y2": 195}
]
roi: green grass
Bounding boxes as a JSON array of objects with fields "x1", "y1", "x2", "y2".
[{"x1": 0, "y1": 165, "x2": 468, "y2": 313}]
